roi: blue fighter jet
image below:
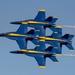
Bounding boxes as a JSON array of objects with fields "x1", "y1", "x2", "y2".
[
  {"x1": 10, "y1": 9, "x2": 58, "y2": 36},
  {"x1": 0, "y1": 25, "x2": 35, "y2": 49},
  {"x1": 0, "y1": 9, "x2": 59, "y2": 49},
  {"x1": 30, "y1": 31, "x2": 74, "y2": 52},
  {"x1": 0, "y1": 9, "x2": 74, "y2": 68},
  {"x1": 10, "y1": 42, "x2": 62, "y2": 68}
]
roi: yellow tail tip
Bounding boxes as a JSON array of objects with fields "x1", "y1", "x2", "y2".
[
  {"x1": 39, "y1": 9, "x2": 45, "y2": 12},
  {"x1": 39, "y1": 66, "x2": 46, "y2": 68},
  {"x1": 55, "y1": 54, "x2": 61, "y2": 56},
  {"x1": 56, "y1": 26, "x2": 62, "y2": 28},
  {"x1": 53, "y1": 16, "x2": 58, "y2": 18},
  {"x1": 54, "y1": 62, "x2": 58, "y2": 64},
  {"x1": 70, "y1": 50, "x2": 74, "y2": 52}
]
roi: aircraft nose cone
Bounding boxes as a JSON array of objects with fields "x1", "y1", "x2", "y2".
[
  {"x1": 10, "y1": 51, "x2": 22, "y2": 54},
  {"x1": 0, "y1": 33, "x2": 7, "y2": 37},
  {"x1": 10, "y1": 21, "x2": 22, "y2": 24},
  {"x1": 10, "y1": 51, "x2": 18, "y2": 54}
]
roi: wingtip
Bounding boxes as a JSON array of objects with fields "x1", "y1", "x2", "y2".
[{"x1": 39, "y1": 66, "x2": 46, "y2": 68}]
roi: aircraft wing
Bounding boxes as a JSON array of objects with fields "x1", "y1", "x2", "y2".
[
  {"x1": 30, "y1": 26, "x2": 45, "y2": 36},
  {"x1": 16, "y1": 25, "x2": 27, "y2": 34},
  {"x1": 46, "y1": 40, "x2": 59, "y2": 47},
  {"x1": 16, "y1": 39, "x2": 27, "y2": 49},
  {"x1": 16, "y1": 29, "x2": 36, "y2": 49},
  {"x1": 34, "y1": 56, "x2": 46, "y2": 68},
  {"x1": 34, "y1": 41, "x2": 46, "y2": 51}
]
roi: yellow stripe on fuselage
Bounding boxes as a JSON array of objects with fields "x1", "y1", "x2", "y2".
[
  {"x1": 55, "y1": 54, "x2": 62, "y2": 56},
  {"x1": 28, "y1": 21, "x2": 49, "y2": 24},
  {"x1": 20, "y1": 50, "x2": 48, "y2": 54},
  {"x1": 21, "y1": 22, "x2": 28, "y2": 24},
  {"x1": 38, "y1": 36, "x2": 45, "y2": 39},
  {"x1": 8, "y1": 33, "x2": 25, "y2": 37},
  {"x1": 38, "y1": 36, "x2": 65, "y2": 42},
  {"x1": 21, "y1": 21, "x2": 49, "y2": 25},
  {"x1": 39, "y1": 40, "x2": 45, "y2": 42},
  {"x1": 45, "y1": 37, "x2": 59, "y2": 41}
]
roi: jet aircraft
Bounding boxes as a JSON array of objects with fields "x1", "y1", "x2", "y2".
[
  {"x1": 0, "y1": 9, "x2": 74, "y2": 68},
  {"x1": 11, "y1": 10, "x2": 58, "y2": 25},
  {"x1": 0, "y1": 25, "x2": 62, "y2": 68},
  {"x1": 30, "y1": 33, "x2": 74, "y2": 51},
  {"x1": 0, "y1": 25, "x2": 35, "y2": 49},
  {"x1": 10, "y1": 42, "x2": 62, "y2": 68},
  {"x1": 10, "y1": 9, "x2": 58, "y2": 36}
]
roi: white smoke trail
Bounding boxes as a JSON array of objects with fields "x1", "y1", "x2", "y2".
[
  {"x1": 61, "y1": 54, "x2": 75, "y2": 57},
  {"x1": 62, "y1": 25, "x2": 75, "y2": 29}
]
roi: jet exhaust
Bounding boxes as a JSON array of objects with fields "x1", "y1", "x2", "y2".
[{"x1": 63, "y1": 25, "x2": 75, "y2": 29}]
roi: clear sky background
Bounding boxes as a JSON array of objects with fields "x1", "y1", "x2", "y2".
[{"x1": 0, "y1": 0, "x2": 75, "y2": 75}]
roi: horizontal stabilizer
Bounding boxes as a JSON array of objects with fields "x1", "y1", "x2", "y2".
[
  {"x1": 66, "y1": 43, "x2": 74, "y2": 51},
  {"x1": 49, "y1": 56, "x2": 58, "y2": 63}
]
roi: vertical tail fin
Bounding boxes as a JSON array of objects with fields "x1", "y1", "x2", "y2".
[
  {"x1": 66, "y1": 43, "x2": 74, "y2": 51},
  {"x1": 45, "y1": 16, "x2": 58, "y2": 24},
  {"x1": 51, "y1": 26, "x2": 62, "y2": 38},
  {"x1": 35, "y1": 9, "x2": 46, "y2": 21},
  {"x1": 26, "y1": 29, "x2": 36, "y2": 36}
]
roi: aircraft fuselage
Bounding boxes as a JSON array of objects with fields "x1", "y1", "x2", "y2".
[
  {"x1": 0, "y1": 32, "x2": 69, "y2": 44},
  {"x1": 10, "y1": 50, "x2": 61, "y2": 57}
]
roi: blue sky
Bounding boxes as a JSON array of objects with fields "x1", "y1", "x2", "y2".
[{"x1": 0, "y1": 0, "x2": 75, "y2": 75}]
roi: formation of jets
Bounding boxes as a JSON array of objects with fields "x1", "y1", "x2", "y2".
[{"x1": 0, "y1": 9, "x2": 74, "y2": 68}]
